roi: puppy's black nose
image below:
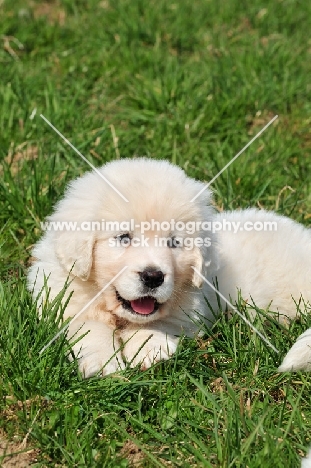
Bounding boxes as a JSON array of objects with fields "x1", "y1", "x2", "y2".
[{"x1": 139, "y1": 269, "x2": 164, "y2": 289}]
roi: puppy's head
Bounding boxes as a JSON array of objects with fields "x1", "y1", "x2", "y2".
[{"x1": 53, "y1": 158, "x2": 215, "y2": 324}]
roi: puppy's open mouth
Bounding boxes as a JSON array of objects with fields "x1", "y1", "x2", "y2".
[{"x1": 116, "y1": 290, "x2": 160, "y2": 316}]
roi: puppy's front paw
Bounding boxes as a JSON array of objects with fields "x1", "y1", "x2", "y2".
[
  {"x1": 78, "y1": 350, "x2": 125, "y2": 378},
  {"x1": 278, "y1": 327, "x2": 311, "y2": 372},
  {"x1": 122, "y1": 331, "x2": 178, "y2": 370},
  {"x1": 69, "y1": 321, "x2": 125, "y2": 378}
]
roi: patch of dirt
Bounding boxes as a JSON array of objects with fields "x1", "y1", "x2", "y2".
[
  {"x1": 2, "y1": 144, "x2": 38, "y2": 175},
  {"x1": 246, "y1": 110, "x2": 278, "y2": 135},
  {"x1": 210, "y1": 376, "x2": 225, "y2": 392},
  {"x1": 31, "y1": 1, "x2": 66, "y2": 25},
  {"x1": 260, "y1": 33, "x2": 284, "y2": 47},
  {"x1": 120, "y1": 440, "x2": 145, "y2": 467},
  {"x1": 0, "y1": 431, "x2": 39, "y2": 468},
  {"x1": 226, "y1": 17, "x2": 254, "y2": 38}
]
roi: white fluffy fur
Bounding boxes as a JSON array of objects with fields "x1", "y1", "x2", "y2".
[
  {"x1": 28, "y1": 158, "x2": 216, "y2": 377},
  {"x1": 213, "y1": 209, "x2": 311, "y2": 319},
  {"x1": 278, "y1": 328, "x2": 311, "y2": 372},
  {"x1": 28, "y1": 157, "x2": 311, "y2": 377},
  {"x1": 302, "y1": 449, "x2": 311, "y2": 468},
  {"x1": 212, "y1": 209, "x2": 311, "y2": 372}
]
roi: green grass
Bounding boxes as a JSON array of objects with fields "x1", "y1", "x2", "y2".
[{"x1": 1, "y1": 0, "x2": 311, "y2": 465}]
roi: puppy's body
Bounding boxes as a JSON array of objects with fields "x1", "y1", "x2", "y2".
[
  {"x1": 214, "y1": 209, "x2": 311, "y2": 319},
  {"x1": 213, "y1": 210, "x2": 311, "y2": 372}
]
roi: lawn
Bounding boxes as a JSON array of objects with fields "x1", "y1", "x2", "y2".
[{"x1": 1, "y1": 0, "x2": 311, "y2": 466}]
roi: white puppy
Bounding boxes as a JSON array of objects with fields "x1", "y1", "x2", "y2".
[
  {"x1": 28, "y1": 158, "x2": 217, "y2": 377},
  {"x1": 28, "y1": 157, "x2": 311, "y2": 377}
]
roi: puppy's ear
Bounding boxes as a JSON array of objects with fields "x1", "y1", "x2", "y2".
[
  {"x1": 192, "y1": 247, "x2": 204, "y2": 288},
  {"x1": 55, "y1": 231, "x2": 95, "y2": 281}
]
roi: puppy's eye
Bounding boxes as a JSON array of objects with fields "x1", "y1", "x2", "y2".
[
  {"x1": 115, "y1": 233, "x2": 132, "y2": 246},
  {"x1": 117, "y1": 233, "x2": 131, "y2": 241},
  {"x1": 167, "y1": 236, "x2": 182, "y2": 248}
]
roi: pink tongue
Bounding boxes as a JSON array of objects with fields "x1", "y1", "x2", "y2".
[{"x1": 130, "y1": 297, "x2": 155, "y2": 315}]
